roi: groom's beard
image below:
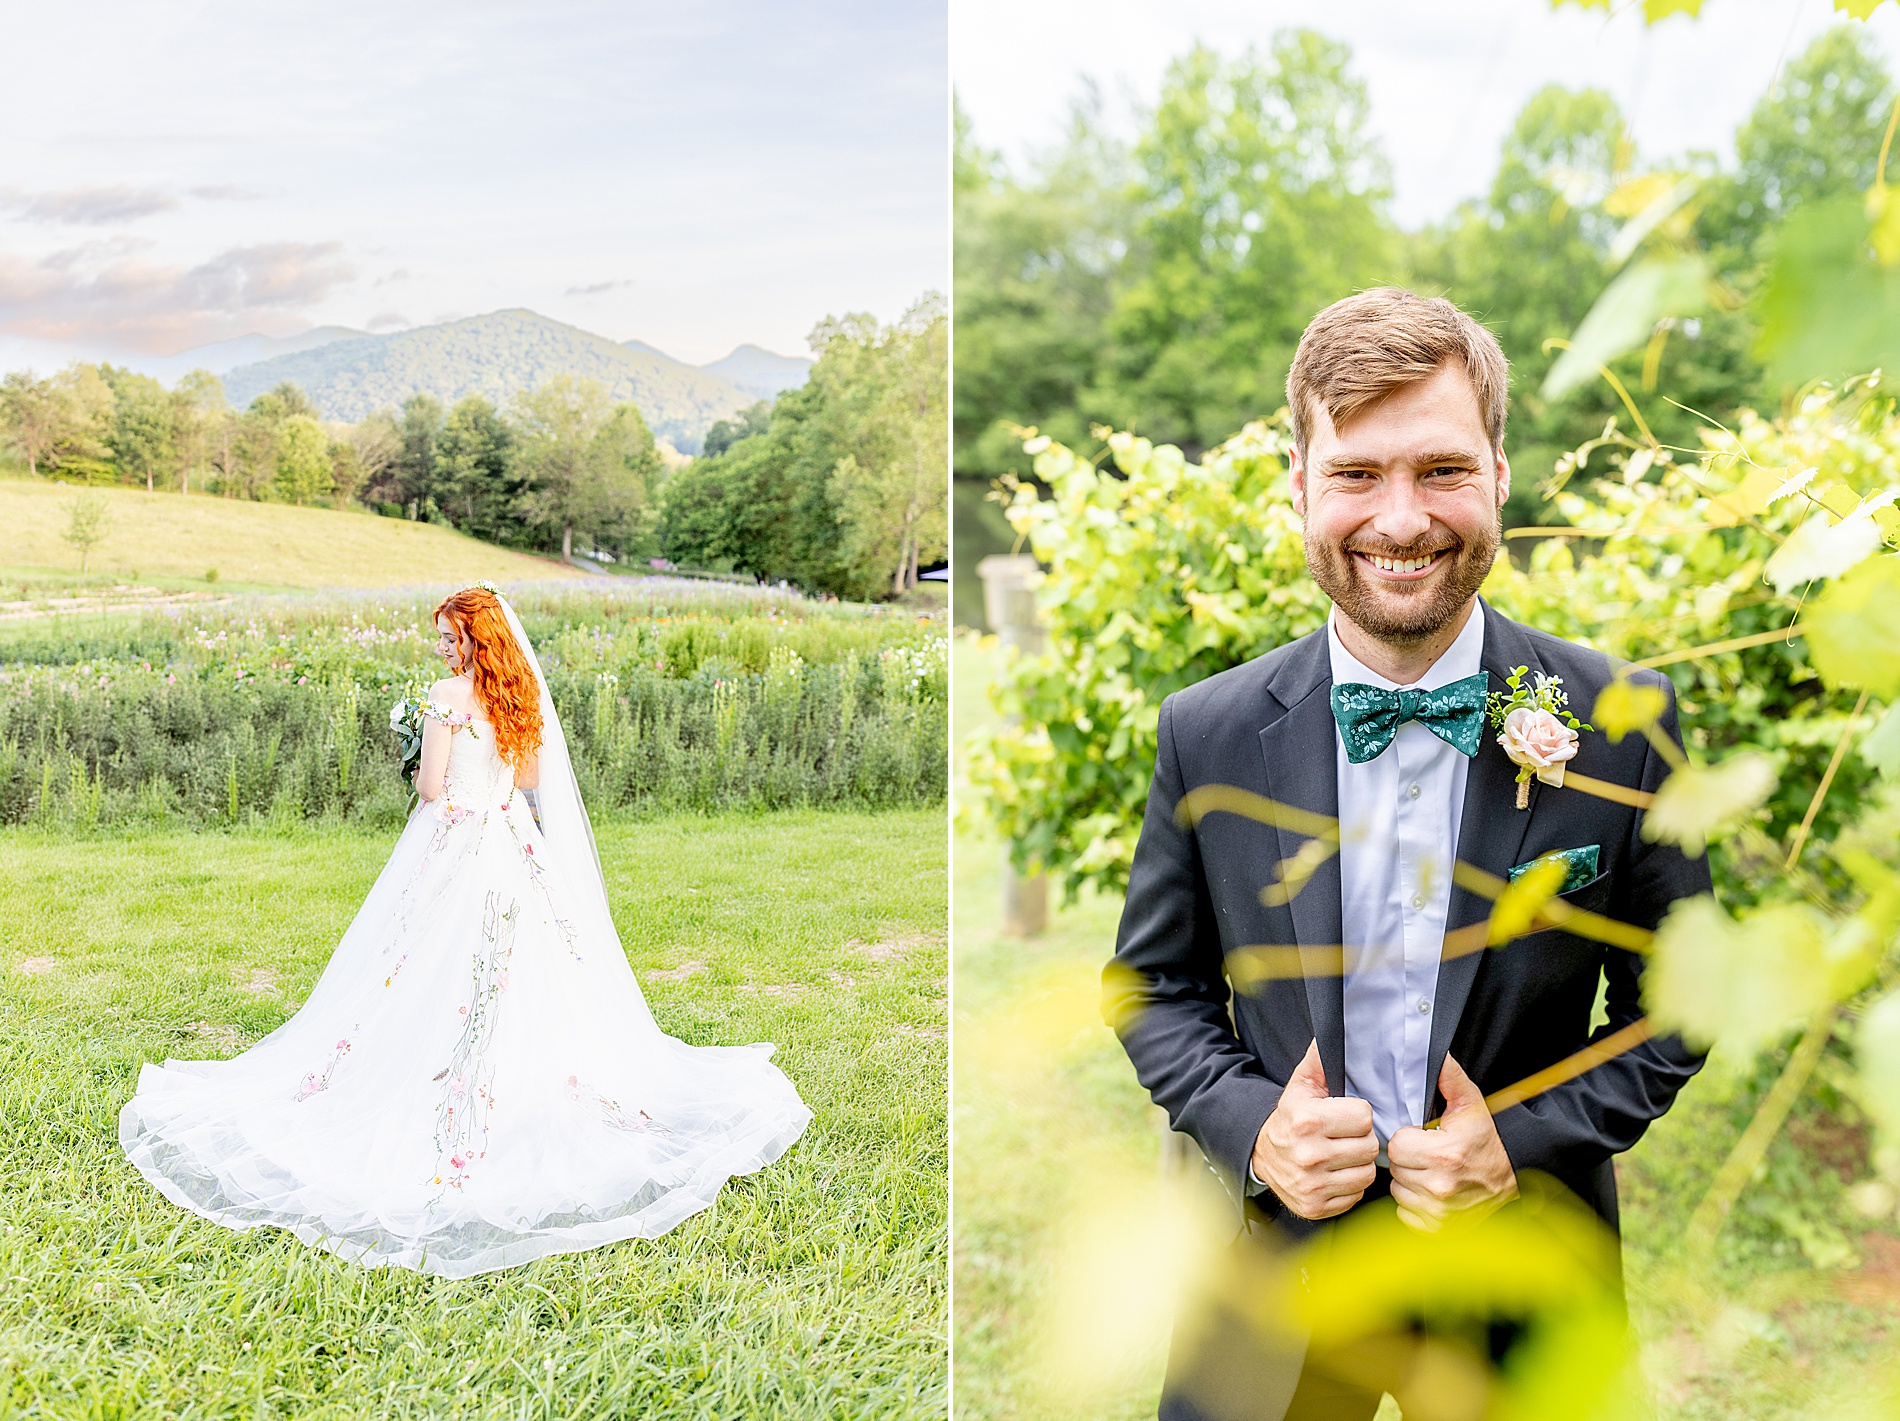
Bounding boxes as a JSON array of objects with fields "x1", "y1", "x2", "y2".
[{"x1": 1304, "y1": 516, "x2": 1501, "y2": 646}]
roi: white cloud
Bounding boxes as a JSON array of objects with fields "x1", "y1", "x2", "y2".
[
  {"x1": 2, "y1": 184, "x2": 177, "y2": 224},
  {"x1": 0, "y1": 240, "x2": 355, "y2": 351}
]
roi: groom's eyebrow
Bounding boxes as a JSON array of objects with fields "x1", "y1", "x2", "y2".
[{"x1": 1316, "y1": 448, "x2": 1484, "y2": 474}]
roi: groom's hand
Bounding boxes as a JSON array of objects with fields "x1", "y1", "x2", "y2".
[
  {"x1": 1251, "y1": 1039, "x2": 1378, "y2": 1220},
  {"x1": 1387, "y1": 1053, "x2": 1518, "y2": 1232}
]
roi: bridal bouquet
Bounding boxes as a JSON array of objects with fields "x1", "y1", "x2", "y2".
[
  {"x1": 389, "y1": 691, "x2": 479, "y2": 787},
  {"x1": 390, "y1": 691, "x2": 430, "y2": 788}
]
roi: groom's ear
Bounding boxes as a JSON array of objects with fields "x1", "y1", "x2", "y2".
[
  {"x1": 1493, "y1": 444, "x2": 1511, "y2": 508},
  {"x1": 1289, "y1": 444, "x2": 1308, "y2": 519}
]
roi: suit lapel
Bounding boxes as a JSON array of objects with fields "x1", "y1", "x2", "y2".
[
  {"x1": 1427, "y1": 601, "x2": 1542, "y2": 1107},
  {"x1": 1256, "y1": 631, "x2": 1346, "y2": 1095}
]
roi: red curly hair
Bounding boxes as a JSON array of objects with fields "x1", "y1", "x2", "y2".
[{"x1": 433, "y1": 588, "x2": 544, "y2": 772}]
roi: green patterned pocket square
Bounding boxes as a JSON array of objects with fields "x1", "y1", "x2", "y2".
[{"x1": 1508, "y1": 845, "x2": 1601, "y2": 894}]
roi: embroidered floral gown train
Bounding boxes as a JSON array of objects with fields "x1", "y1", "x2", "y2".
[{"x1": 121, "y1": 689, "x2": 812, "y2": 1278}]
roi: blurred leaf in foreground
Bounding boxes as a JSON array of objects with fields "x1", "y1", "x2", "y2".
[
  {"x1": 1592, "y1": 679, "x2": 1667, "y2": 742},
  {"x1": 1862, "y1": 705, "x2": 1900, "y2": 780},
  {"x1": 1282, "y1": 1181, "x2": 1638, "y2": 1421},
  {"x1": 1765, "y1": 511, "x2": 1885, "y2": 592},
  {"x1": 1858, "y1": 988, "x2": 1900, "y2": 1175},
  {"x1": 1542, "y1": 253, "x2": 1710, "y2": 400},
  {"x1": 1806, "y1": 553, "x2": 1900, "y2": 698},
  {"x1": 1647, "y1": 896, "x2": 1834, "y2": 1050},
  {"x1": 1757, "y1": 195, "x2": 1900, "y2": 391},
  {"x1": 1489, "y1": 856, "x2": 1569, "y2": 945},
  {"x1": 1642, "y1": 752, "x2": 1777, "y2": 857}
]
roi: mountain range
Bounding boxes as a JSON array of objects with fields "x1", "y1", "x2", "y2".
[{"x1": 190, "y1": 311, "x2": 811, "y2": 453}]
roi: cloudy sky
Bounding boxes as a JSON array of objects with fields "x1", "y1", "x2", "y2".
[
  {"x1": 954, "y1": 0, "x2": 1900, "y2": 229},
  {"x1": 0, "y1": 0, "x2": 947, "y2": 371}
]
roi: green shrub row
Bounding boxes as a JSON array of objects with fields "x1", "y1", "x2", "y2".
[
  {"x1": 0, "y1": 582, "x2": 948, "y2": 827},
  {"x1": 0, "y1": 651, "x2": 946, "y2": 829}
]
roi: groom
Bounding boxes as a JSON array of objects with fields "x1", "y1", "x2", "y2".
[{"x1": 1106, "y1": 288, "x2": 1707, "y2": 1420}]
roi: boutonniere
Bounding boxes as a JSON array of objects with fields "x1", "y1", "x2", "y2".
[{"x1": 1486, "y1": 667, "x2": 1591, "y2": 810}]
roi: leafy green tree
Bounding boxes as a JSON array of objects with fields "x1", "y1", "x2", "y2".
[
  {"x1": 434, "y1": 397, "x2": 521, "y2": 541},
  {"x1": 513, "y1": 376, "x2": 613, "y2": 562},
  {"x1": 813, "y1": 296, "x2": 949, "y2": 594},
  {"x1": 702, "y1": 401, "x2": 771, "y2": 459},
  {"x1": 0, "y1": 372, "x2": 81, "y2": 478},
  {"x1": 1102, "y1": 35, "x2": 1399, "y2": 452},
  {"x1": 245, "y1": 381, "x2": 317, "y2": 424},
  {"x1": 273, "y1": 414, "x2": 334, "y2": 505},
  {"x1": 390, "y1": 394, "x2": 445, "y2": 519},
  {"x1": 1703, "y1": 25, "x2": 1898, "y2": 256},
  {"x1": 1410, "y1": 85, "x2": 1761, "y2": 525},
  {"x1": 577, "y1": 402, "x2": 665, "y2": 563},
  {"x1": 169, "y1": 370, "x2": 224, "y2": 495},
  {"x1": 344, "y1": 410, "x2": 403, "y2": 509},
  {"x1": 662, "y1": 298, "x2": 948, "y2": 598},
  {"x1": 953, "y1": 92, "x2": 1124, "y2": 475},
  {"x1": 59, "y1": 493, "x2": 110, "y2": 573},
  {"x1": 99, "y1": 366, "x2": 176, "y2": 493}
]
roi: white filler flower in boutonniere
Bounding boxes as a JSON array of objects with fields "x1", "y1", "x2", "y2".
[{"x1": 1487, "y1": 667, "x2": 1592, "y2": 810}]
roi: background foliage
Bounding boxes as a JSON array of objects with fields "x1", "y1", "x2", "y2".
[{"x1": 954, "y1": 22, "x2": 1898, "y2": 610}]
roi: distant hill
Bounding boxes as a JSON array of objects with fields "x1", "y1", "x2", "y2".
[
  {"x1": 221, "y1": 310, "x2": 756, "y2": 453},
  {"x1": 697, "y1": 343, "x2": 813, "y2": 400},
  {"x1": 141, "y1": 326, "x2": 367, "y2": 383}
]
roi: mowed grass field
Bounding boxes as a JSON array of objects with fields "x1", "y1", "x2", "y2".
[
  {"x1": 0, "y1": 476, "x2": 582, "y2": 593},
  {"x1": 0, "y1": 808, "x2": 946, "y2": 1419},
  {"x1": 951, "y1": 633, "x2": 1900, "y2": 1421}
]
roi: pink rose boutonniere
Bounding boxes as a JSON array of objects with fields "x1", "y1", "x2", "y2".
[{"x1": 1486, "y1": 667, "x2": 1592, "y2": 810}]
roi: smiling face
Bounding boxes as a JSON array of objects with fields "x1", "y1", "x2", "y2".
[
  {"x1": 1289, "y1": 360, "x2": 1509, "y2": 649},
  {"x1": 434, "y1": 615, "x2": 471, "y2": 674}
]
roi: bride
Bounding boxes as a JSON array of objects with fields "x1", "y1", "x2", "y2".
[{"x1": 120, "y1": 583, "x2": 812, "y2": 1277}]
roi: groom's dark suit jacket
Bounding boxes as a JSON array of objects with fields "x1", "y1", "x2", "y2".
[{"x1": 1107, "y1": 600, "x2": 1708, "y2": 1237}]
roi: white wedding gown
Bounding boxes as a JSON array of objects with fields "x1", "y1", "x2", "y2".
[{"x1": 121, "y1": 674, "x2": 812, "y2": 1278}]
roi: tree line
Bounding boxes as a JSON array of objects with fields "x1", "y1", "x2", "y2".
[
  {"x1": 1, "y1": 294, "x2": 948, "y2": 601},
  {"x1": 955, "y1": 25, "x2": 1895, "y2": 529}
]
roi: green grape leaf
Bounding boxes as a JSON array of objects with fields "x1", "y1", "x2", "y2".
[
  {"x1": 1834, "y1": 0, "x2": 1897, "y2": 23},
  {"x1": 1764, "y1": 511, "x2": 1883, "y2": 592},
  {"x1": 1758, "y1": 195, "x2": 1900, "y2": 391},
  {"x1": 1766, "y1": 467, "x2": 1818, "y2": 505},
  {"x1": 1857, "y1": 988, "x2": 1900, "y2": 1151},
  {"x1": 1641, "y1": 752, "x2": 1777, "y2": 857},
  {"x1": 1643, "y1": 0, "x2": 1704, "y2": 19},
  {"x1": 1544, "y1": 253, "x2": 1711, "y2": 400},
  {"x1": 1647, "y1": 896, "x2": 1830, "y2": 1050},
  {"x1": 1705, "y1": 465, "x2": 1782, "y2": 528},
  {"x1": 1862, "y1": 704, "x2": 1900, "y2": 780},
  {"x1": 1805, "y1": 554, "x2": 1900, "y2": 698},
  {"x1": 1592, "y1": 680, "x2": 1667, "y2": 742}
]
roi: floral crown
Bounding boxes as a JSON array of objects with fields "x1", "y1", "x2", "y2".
[{"x1": 465, "y1": 579, "x2": 502, "y2": 597}]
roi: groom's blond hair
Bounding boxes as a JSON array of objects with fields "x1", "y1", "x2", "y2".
[{"x1": 1286, "y1": 287, "x2": 1509, "y2": 455}]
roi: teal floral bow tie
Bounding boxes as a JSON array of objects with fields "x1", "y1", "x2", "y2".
[{"x1": 1329, "y1": 672, "x2": 1489, "y2": 765}]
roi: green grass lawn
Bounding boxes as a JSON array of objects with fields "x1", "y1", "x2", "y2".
[
  {"x1": 0, "y1": 807, "x2": 946, "y2": 1420},
  {"x1": 0, "y1": 474, "x2": 583, "y2": 596},
  {"x1": 951, "y1": 633, "x2": 1900, "y2": 1421}
]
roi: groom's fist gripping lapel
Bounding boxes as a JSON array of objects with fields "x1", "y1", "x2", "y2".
[
  {"x1": 1387, "y1": 1053, "x2": 1517, "y2": 1231},
  {"x1": 1251, "y1": 1040, "x2": 1377, "y2": 1220}
]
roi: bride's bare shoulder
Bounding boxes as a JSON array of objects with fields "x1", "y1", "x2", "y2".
[{"x1": 430, "y1": 676, "x2": 476, "y2": 709}]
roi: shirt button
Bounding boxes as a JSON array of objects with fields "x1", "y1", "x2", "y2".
[
  {"x1": 1417, "y1": 999, "x2": 1431, "y2": 1015},
  {"x1": 1411, "y1": 893, "x2": 1425, "y2": 910},
  {"x1": 1408, "y1": 783, "x2": 1421, "y2": 799}
]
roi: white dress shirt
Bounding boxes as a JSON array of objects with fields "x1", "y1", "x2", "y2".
[{"x1": 1330, "y1": 604, "x2": 1485, "y2": 1149}]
